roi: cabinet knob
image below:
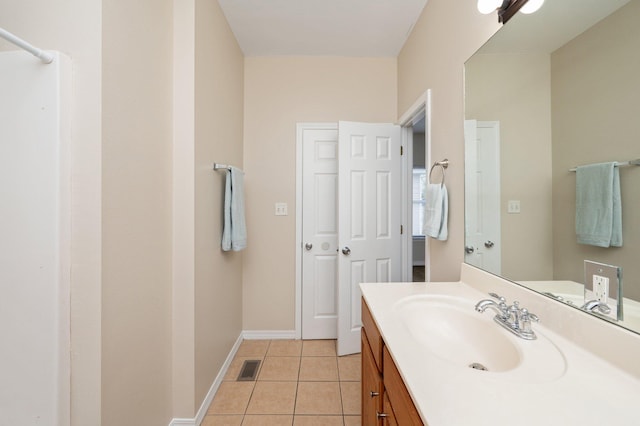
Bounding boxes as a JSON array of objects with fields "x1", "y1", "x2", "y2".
[
  {"x1": 369, "y1": 390, "x2": 379, "y2": 398},
  {"x1": 376, "y1": 412, "x2": 388, "y2": 419}
]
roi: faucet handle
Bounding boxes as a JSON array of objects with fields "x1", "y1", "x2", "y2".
[
  {"x1": 520, "y1": 308, "x2": 539, "y2": 336},
  {"x1": 489, "y1": 292, "x2": 508, "y2": 307},
  {"x1": 520, "y1": 308, "x2": 539, "y2": 323},
  {"x1": 488, "y1": 292, "x2": 502, "y2": 300}
]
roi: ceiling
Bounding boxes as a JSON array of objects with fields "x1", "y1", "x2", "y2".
[{"x1": 217, "y1": 0, "x2": 429, "y2": 57}]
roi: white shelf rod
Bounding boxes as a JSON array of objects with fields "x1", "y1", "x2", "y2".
[{"x1": 0, "y1": 27, "x2": 54, "y2": 64}]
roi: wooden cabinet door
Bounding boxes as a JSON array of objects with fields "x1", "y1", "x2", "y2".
[
  {"x1": 383, "y1": 347, "x2": 424, "y2": 425},
  {"x1": 382, "y1": 392, "x2": 399, "y2": 426},
  {"x1": 362, "y1": 329, "x2": 383, "y2": 425}
]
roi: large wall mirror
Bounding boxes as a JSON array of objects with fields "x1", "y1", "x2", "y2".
[{"x1": 464, "y1": 0, "x2": 640, "y2": 334}]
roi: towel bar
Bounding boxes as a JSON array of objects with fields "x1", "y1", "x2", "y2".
[
  {"x1": 429, "y1": 159, "x2": 449, "y2": 186},
  {"x1": 213, "y1": 163, "x2": 231, "y2": 171},
  {"x1": 569, "y1": 159, "x2": 640, "y2": 172}
]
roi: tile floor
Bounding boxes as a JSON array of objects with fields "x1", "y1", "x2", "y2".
[{"x1": 203, "y1": 339, "x2": 362, "y2": 426}]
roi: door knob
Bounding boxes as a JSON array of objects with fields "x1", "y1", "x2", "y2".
[
  {"x1": 465, "y1": 246, "x2": 475, "y2": 254},
  {"x1": 341, "y1": 246, "x2": 351, "y2": 255},
  {"x1": 305, "y1": 243, "x2": 313, "y2": 251},
  {"x1": 484, "y1": 241, "x2": 495, "y2": 248}
]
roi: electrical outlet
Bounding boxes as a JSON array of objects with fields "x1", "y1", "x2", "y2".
[{"x1": 593, "y1": 275, "x2": 609, "y2": 303}]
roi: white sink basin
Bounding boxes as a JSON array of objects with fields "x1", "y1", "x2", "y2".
[{"x1": 392, "y1": 294, "x2": 567, "y2": 382}]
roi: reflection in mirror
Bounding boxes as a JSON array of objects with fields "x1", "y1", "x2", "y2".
[{"x1": 464, "y1": 0, "x2": 640, "y2": 334}]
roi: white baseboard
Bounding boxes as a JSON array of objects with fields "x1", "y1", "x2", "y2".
[
  {"x1": 168, "y1": 419, "x2": 196, "y2": 426},
  {"x1": 168, "y1": 333, "x2": 243, "y2": 426},
  {"x1": 242, "y1": 330, "x2": 297, "y2": 340}
]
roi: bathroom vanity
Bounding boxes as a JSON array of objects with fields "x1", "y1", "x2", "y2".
[
  {"x1": 360, "y1": 264, "x2": 640, "y2": 425},
  {"x1": 362, "y1": 299, "x2": 422, "y2": 425}
]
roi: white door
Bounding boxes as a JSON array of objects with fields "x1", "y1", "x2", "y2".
[
  {"x1": 464, "y1": 120, "x2": 501, "y2": 274},
  {"x1": 301, "y1": 126, "x2": 339, "y2": 338},
  {"x1": 337, "y1": 121, "x2": 403, "y2": 356}
]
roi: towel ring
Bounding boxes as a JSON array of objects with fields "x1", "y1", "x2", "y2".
[{"x1": 429, "y1": 159, "x2": 449, "y2": 187}]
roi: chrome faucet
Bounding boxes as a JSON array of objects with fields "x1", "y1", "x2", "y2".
[
  {"x1": 581, "y1": 299, "x2": 612, "y2": 315},
  {"x1": 475, "y1": 293, "x2": 539, "y2": 340},
  {"x1": 475, "y1": 294, "x2": 509, "y2": 319}
]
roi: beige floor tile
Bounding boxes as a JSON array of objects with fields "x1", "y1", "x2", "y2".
[
  {"x1": 258, "y1": 357, "x2": 301, "y2": 381},
  {"x1": 301, "y1": 340, "x2": 336, "y2": 357},
  {"x1": 298, "y1": 357, "x2": 338, "y2": 381},
  {"x1": 201, "y1": 415, "x2": 244, "y2": 426},
  {"x1": 242, "y1": 415, "x2": 293, "y2": 425},
  {"x1": 236, "y1": 340, "x2": 270, "y2": 358},
  {"x1": 295, "y1": 382, "x2": 342, "y2": 415},
  {"x1": 338, "y1": 354, "x2": 361, "y2": 381},
  {"x1": 246, "y1": 381, "x2": 298, "y2": 415},
  {"x1": 293, "y1": 415, "x2": 344, "y2": 425},
  {"x1": 267, "y1": 340, "x2": 303, "y2": 357},
  {"x1": 343, "y1": 415, "x2": 362, "y2": 426},
  {"x1": 207, "y1": 382, "x2": 255, "y2": 415},
  {"x1": 340, "y1": 382, "x2": 361, "y2": 415},
  {"x1": 225, "y1": 357, "x2": 263, "y2": 381}
]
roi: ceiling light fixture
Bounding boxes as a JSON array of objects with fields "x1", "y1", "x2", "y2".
[
  {"x1": 520, "y1": 0, "x2": 545, "y2": 14},
  {"x1": 477, "y1": 0, "x2": 544, "y2": 23}
]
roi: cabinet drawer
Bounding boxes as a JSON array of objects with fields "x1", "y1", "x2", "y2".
[
  {"x1": 383, "y1": 346, "x2": 424, "y2": 425},
  {"x1": 362, "y1": 299, "x2": 383, "y2": 372}
]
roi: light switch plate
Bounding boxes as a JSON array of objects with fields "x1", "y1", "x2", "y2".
[
  {"x1": 275, "y1": 202, "x2": 288, "y2": 216},
  {"x1": 507, "y1": 200, "x2": 521, "y2": 214}
]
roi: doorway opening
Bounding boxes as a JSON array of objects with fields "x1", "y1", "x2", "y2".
[
  {"x1": 410, "y1": 113, "x2": 427, "y2": 282},
  {"x1": 398, "y1": 90, "x2": 431, "y2": 283}
]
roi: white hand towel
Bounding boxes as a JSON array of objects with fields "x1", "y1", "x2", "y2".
[
  {"x1": 222, "y1": 166, "x2": 247, "y2": 251},
  {"x1": 424, "y1": 183, "x2": 448, "y2": 241}
]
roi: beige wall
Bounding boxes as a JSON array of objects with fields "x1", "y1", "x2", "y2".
[
  {"x1": 465, "y1": 53, "x2": 553, "y2": 280},
  {"x1": 0, "y1": 1, "x2": 103, "y2": 424},
  {"x1": 101, "y1": 0, "x2": 174, "y2": 424},
  {"x1": 243, "y1": 57, "x2": 397, "y2": 330},
  {"x1": 194, "y1": 0, "x2": 245, "y2": 409},
  {"x1": 398, "y1": 0, "x2": 499, "y2": 281},
  {"x1": 551, "y1": 1, "x2": 640, "y2": 299},
  {"x1": 172, "y1": 0, "x2": 245, "y2": 418}
]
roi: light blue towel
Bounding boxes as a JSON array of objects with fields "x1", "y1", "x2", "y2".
[
  {"x1": 575, "y1": 162, "x2": 622, "y2": 247},
  {"x1": 424, "y1": 183, "x2": 448, "y2": 241},
  {"x1": 222, "y1": 166, "x2": 247, "y2": 252}
]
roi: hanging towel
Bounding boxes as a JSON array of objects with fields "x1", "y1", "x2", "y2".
[
  {"x1": 424, "y1": 183, "x2": 448, "y2": 241},
  {"x1": 575, "y1": 162, "x2": 622, "y2": 247},
  {"x1": 222, "y1": 166, "x2": 247, "y2": 251}
]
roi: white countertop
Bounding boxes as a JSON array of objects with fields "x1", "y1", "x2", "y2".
[{"x1": 361, "y1": 279, "x2": 640, "y2": 426}]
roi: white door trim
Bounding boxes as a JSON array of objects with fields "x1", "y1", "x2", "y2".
[
  {"x1": 398, "y1": 90, "x2": 432, "y2": 281},
  {"x1": 295, "y1": 122, "x2": 338, "y2": 339}
]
